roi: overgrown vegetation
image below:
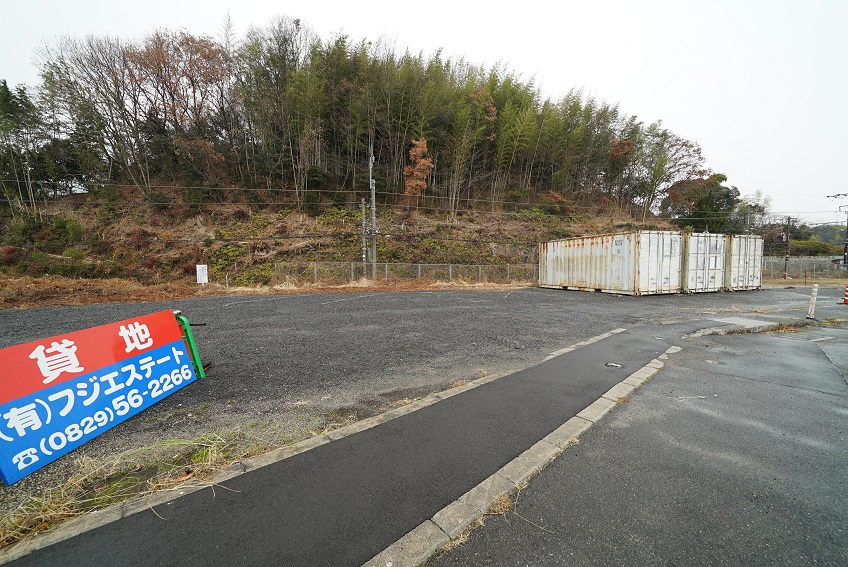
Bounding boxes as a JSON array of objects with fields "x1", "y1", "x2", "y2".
[
  {"x1": 0, "y1": 201, "x2": 661, "y2": 285},
  {"x1": 1, "y1": 13, "x2": 837, "y2": 283}
]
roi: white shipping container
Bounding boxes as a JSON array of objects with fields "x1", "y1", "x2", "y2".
[
  {"x1": 725, "y1": 234, "x2": 763, "y2": 290},
  {"x1": 539, "y1": 231, "x2": 682, "y2": 295},
  {"x1": 683, "y1": 233, "x2": 726, "y2": 293}
]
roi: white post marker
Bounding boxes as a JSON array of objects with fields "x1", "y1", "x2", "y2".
[
  {"x1": 196, "y1": 264, "x2": 209, "y2": 285},
  {"x1": 807, "y1": 284, "x2": 819, "y2": 319}
]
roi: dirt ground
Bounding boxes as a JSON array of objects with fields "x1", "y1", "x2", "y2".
[
  {"x1": 1, "y1": 274, "x2": 844, "y2": 311},
  {"x1": 0, "y1": 274, "x2": 535, "y2": 310}
]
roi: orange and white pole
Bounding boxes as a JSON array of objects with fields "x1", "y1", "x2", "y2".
[{"x1": 843, "y1": 284, "x2": 848, "y2": 305}]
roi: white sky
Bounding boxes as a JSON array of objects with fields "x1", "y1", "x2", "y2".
[{"x1": 2, "y1": 0, "x2": 846, "y2": 226}]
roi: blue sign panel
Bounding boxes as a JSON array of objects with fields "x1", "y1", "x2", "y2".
[{"x1": 0, "y1": 340, "x2": 197, "y2": 485}]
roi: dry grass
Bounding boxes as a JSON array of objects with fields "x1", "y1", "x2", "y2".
[
  {"x1": 487, "y1": 494, "x2": 513, "y2": 516},
  {"x1": 0, "y1": 275, "x2": 211, "y2": 309},
  {"x1": 439, "y1": 521, "x2": 481, "y2": 554},
  {"x1": 310, "y1": 414, "x2": 358, "y2": 436},
  {"x1": 0, "y1": 274, "x2": 534, "y2": 309},
  {"x1": 439, "y1": 494, "x2": 514, "y2": 554},
  {"x1": 0, "y1": 433, "x2": 245, "y2": 547},
  {"x1": 763, "y1": 277, "x2": 848, "y2": 289},
  {"x1": 615, "y1": 396, "x2": 629, "y2": 405}
]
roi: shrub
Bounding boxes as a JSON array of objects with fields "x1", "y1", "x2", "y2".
[
  {"x1": 331, "y1": 190, "x2": 350, "y2": 209},
  {"x1": 5, "y1": 217, "x2": 42, "y2": 245},
  {"x1": 129, "y1": 228, "x2": 154, "y2": 249},
  {"x1": 234, "y1": 265, "x2": 273, "y2": 286},
  {"x1": 62, "y1": 248, "x2": 86, "y2": 260},
  {"x1": 39, "y1": 217, "x2": 84, "y2": 247},
  {"x1": 302, "y1": 189, "x2": 321, "y2": 215},
  {"x1": 318, "y1": 207, "x2": 358, "y2": 226},
  {"x1": 790, "y1": 240, "x2": 837, "y2": 256},
  {"x1": 1, "y1": 246, "x2": 21, "y2": 265},
  {"x1": 210, "y1": 244, "x2": 246, "y2": 271},
  {"x1": 146, "y1": 191, "x2": 170, "y2": 212}
]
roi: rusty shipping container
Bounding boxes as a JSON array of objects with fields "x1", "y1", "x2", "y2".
[
  {"x1": 539, "y1": 231, "x2": 683, "y2": 295},
  {"x1": 725, "y1": 234, "x2": 763, "y2": 290}
]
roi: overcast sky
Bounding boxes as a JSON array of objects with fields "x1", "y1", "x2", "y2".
[{"x1": 2, "y1": 0, "x2": 846, "y2": 226}]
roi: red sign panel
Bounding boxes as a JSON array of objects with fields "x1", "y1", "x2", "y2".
[{"x1": 0, "y1": 310, "x2": 184, "y2": 406}]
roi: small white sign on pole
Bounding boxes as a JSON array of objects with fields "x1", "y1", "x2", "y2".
[{"x1": 196, "y1": 264, "x2": 208, "y2": 285}]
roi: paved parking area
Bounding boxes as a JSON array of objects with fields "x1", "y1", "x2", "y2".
[{"x1": 431, "y1": 326, "x2": 848, "y2": 566}]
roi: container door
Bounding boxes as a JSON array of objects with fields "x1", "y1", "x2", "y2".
[
  {"x1": 686, "y1": 234, "x2": 726, "y2": 292},
  {"x1": 727, "y1": 235, "x2": 763, "y2": 290},
  {"x1": 637, "y1": 232, "x2": 682, "y2": 294}
]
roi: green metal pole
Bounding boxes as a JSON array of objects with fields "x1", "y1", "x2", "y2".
[{"x1": 173, "y1": 311, "x2": 205, "y2": 379}]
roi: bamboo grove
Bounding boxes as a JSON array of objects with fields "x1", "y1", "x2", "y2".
[{"x1": 2, "y1": 16, "x2": 741, "y2": 226}]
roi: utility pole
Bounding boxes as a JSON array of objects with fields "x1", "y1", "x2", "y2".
[
  {"x1": 369, "y1": 141, "x2": 377, "y2": 280},
  {"x1": 840, "y1": 205, "x2": 848, "y2": 270},
  {"x1": 360, "y1": 198, "x2": 367, "y2": 272},
  {"x1": 784, "y1": 216, "x2": 794, "y2": 279}
]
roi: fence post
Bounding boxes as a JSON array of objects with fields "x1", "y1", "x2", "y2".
[
  {"x1": 417, "y1": 264, "x2": 421, "y2": 279},
  {"x1": 313, "y1": 262, "x2": 318, "y2": 284},
  {"x1": 478, "y1": 265, "x2": 482, "y2": 282},
  {"x1": 351, "y1": 262, "x2": 355, "y2": 282},
  {"x1": 449, "y1": 264, "x2": 453, "y2": 282}
]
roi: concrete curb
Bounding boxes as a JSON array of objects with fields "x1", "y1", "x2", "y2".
[
  {"x1": 0, "y1": 328, "x2": 628, "y2": 565},
  {"x1": 361, "y1": 343, "x2": 683, "y2": 567}
]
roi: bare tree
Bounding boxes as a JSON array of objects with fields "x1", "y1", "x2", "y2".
[{"x1": 41, "y1": 35, "x2": 154, "y2": 194}]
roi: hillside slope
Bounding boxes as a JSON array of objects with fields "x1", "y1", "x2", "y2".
[{"x1": 1, "y1": 201, "x2": 670, "y2": 307}]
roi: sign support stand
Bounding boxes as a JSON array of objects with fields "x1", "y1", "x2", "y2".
[{"x1": 173, "y1": 311, "x2": 205, "y2": 379}]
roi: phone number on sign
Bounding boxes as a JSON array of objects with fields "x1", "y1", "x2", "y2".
[{"x1": 37, "y1": 364, "x2": 194, "y2": 455}]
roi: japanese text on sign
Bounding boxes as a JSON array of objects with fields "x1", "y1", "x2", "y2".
[{"x1": 0, "y1": 311, "x2": 198, "y2": 485}]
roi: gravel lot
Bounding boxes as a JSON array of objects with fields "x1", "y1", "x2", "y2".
[{"x1": 0, "y1": 284, "x2": 822, "y2": 522}]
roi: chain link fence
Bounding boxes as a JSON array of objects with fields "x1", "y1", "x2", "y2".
[
  {"x1": 762, "y1": 256, "x2": 846, "y2": 279},
  {"x1": 270, "y1": 262, "x2": 538, "y2": 286},
  {"x1": 219, "y1": 257, "x2": 843, "y2": 287}
]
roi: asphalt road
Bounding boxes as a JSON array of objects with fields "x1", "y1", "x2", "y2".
[
  {"x1": 0, "y1": 286, "x2": 832, "y2": 411},
  {"x1": 430, "y1": 325, "x2": 848, "y2": 566}
]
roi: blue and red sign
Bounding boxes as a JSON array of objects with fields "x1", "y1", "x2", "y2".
[{"x1": 0, "y1": 310, "x2": 198, "y2": 484}]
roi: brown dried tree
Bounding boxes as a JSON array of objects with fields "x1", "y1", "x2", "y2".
[{"x1": 404, "y1": 138, "x2": 434, "y2": 210}]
